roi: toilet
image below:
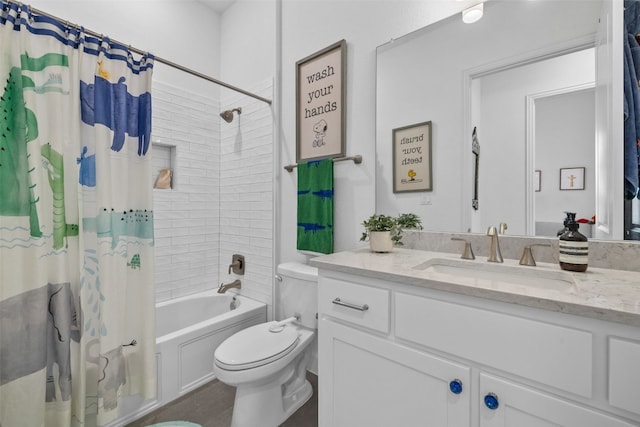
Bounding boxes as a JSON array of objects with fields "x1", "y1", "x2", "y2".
[{"x1": 213, "y1": 262, "x2": 317, "y2": 427}]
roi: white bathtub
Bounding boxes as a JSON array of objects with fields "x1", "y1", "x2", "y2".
[
  {"x1": 155, "y1": 292, "x2": 266, "y2": 403},
  {"x1": 107, "y1": 291, "x2": 267, "y2": 426}
]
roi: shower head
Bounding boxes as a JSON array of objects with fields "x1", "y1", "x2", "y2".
[{"x1": 220, "y1": 107, "x2": 242, "y2": 123}]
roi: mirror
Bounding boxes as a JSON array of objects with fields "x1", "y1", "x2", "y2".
[
  {"x1": 375, "y1": 0, "x2": 621, "y2": 239},
  {"x1": 470, "y1": 49, "x2": 595, "y2": 237}
]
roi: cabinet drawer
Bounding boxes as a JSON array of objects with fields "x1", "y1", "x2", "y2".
[
  {"x1": 609, "y1": 337, "x2": 640, "y2": 416},
  {"x1": 395, "y1": 292, "x2": 593, "y2": 398},
  {"x1": 319, "y1": 277, "x2": 390, "y2": 333}
]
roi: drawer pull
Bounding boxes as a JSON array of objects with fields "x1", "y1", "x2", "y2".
[
  {"x1": 449, "y1": 379, "x2": 463, "y2": 394},
  {"x1": 332, "y1": 297, "x2": 369, "y2": 312},
  {"x1": 484, "y1": 393, "x2": 499, "y2": 410}
]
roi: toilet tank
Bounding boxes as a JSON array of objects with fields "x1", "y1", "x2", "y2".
[{"x1": 276, "y1": 262, "x2": 318, "y2": 329}]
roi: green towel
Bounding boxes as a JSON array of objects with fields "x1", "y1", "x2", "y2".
[{"x1": 297, "y1": 159, "x2": 334, "y2": 254}]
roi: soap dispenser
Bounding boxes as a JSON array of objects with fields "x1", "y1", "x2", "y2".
[
  {"x1": 556, "y1": 215, "x2": 569, "y2": 237},
  {"x1": 558, "y1": 212, "x2": 588, "y2": 272}
]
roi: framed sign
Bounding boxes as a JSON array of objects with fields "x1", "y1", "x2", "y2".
[
  {"x1": 296, "y1": 39, "x2": 346, "y2": 162},
  {"x1": 393, "y1": 121, "x2": 432, "y2": 193},
  {"x1": 560, "y1": 167, "x2": 585, "y2": 190}
]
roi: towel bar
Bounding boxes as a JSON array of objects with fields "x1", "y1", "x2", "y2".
[{"x1": 284, "y1": 154, "x2": 362, "y2": 172}]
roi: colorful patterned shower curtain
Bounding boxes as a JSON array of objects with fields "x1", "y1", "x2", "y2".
[{"x1": 0, "y1": 3, "x2": 156, "y2": 426}]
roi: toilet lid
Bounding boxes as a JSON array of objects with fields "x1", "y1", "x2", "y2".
[{"x1": 215, "y1": 322, "x2": 299, "y2": 371}]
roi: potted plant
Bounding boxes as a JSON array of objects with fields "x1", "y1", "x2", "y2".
[
  {"x1": 361, "y1": 213, "x2": 424, "y2": 252},
  {"x1": 360, "y1": 214, "x2": 400, "y2": 252},
  {"x1": 396, "y1": 213, "x2": 423, "y2": 232}
]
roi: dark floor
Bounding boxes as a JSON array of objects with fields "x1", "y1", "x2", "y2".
[{"x1": 126, "y1": 372, "x2": 318, "y2": 427}]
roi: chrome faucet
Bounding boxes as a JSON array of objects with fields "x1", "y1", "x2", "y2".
[
  {"x1": 451, "y1": 237, "x2": 475, "y2": 260},
  {"x1": 519, "y1": 243, "x2": 552, "y2": 266},
  {"x1": 218, "y1": 279, "x2": 241, "y2": 293},
  {"x1": 486, "y1": 226, "x2": 503, "y2": 263},
  {"x1": 499, "y1": 222, "x2": 508, "y2": 234}
]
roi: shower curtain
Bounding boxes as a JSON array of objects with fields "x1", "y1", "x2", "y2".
[{"x1": 0, "y1": 3, "x2": 156, "y2": 426}]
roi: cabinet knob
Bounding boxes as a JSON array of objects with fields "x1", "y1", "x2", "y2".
[
  {"x1": 484, "y1": 392, "x2": 499, "y2": 410},
  {"x1": 449, "y1": 379, "x2": 463, "y2": 394}
]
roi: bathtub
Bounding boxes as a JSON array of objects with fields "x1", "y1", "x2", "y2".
[
  {"x1": 155, "y1": 292, "x2": 266, "y2": 404},
  {"x1": 106, "y1": 291, "x2": 267, "y2": 426}
]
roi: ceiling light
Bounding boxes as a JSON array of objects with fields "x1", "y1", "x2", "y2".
[{"x1": 462, "y1": 3, "x2": 484, "y2": 24}]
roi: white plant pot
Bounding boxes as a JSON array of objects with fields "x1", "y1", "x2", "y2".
[{"x1": 369, "y1": 231, "x2": 393, "y2": 253}]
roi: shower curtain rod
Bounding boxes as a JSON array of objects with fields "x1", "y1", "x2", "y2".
[{"x1": 11, "y1": 1, "x2": 273, "y2": 105}]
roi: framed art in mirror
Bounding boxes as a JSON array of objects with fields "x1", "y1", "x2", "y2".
[
  {"x1": 393, "y1": 121, "x2": 432, "y2": 193},
  {"x1": 560, "y1": 167, "x2": 585, "y2": 190},
  {"x1": 296, "y1": 39, "x2": 346, "y2": 162}
]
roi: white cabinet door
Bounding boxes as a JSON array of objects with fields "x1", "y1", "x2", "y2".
[
  {"x1": 609, "y1": 337, "x2": 640, "y2": 417},
  {"x1": 319, "y1": 319, "x2": 471, "y2": 427},
  {"x1": 479, "y1": 373, "x2": 636, "y2": 427}
]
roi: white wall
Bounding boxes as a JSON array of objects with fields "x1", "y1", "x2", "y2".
[
  {"x1": 475, "y1": 49, "x2": 595, "y2": 235},
  {"x1": 220, "y1": 0, "x2": 276, "y2": 88},
  {"x1": 535, "y1": 89, "x2": 596, "y2": 226},
  {"x1": 29, "y1": 0, "x2": 222, "y2": 96},
  {"x1": 278, "y1": 0, "x2": 474, "y2": 264}
]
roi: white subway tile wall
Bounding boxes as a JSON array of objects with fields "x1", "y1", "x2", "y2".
[
  {"x1": 152, "y1": 81, "x2": 220, "y2": 302},
  {"x1": 219, "y1": 79, "x2": 275, "y2": 317},
  {"x1": 151, "y1": 144, "x2": 173, "y2": 189},
  {"x1": 152, "y1": 80, "x2": 274, "y2": 316}
]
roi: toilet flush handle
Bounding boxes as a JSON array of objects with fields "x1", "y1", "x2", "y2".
[{"x1": 268, "y1": 314, "x2": 300, "y2": 333}]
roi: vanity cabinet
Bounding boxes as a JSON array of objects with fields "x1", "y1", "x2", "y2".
[
  {"x1": 319, "y1": 320, "x2": 471, "y2": 426},
  {"x1": 317, "y1": 269, "x2": 640, "y2": 427}
]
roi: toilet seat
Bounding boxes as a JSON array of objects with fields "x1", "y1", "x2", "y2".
[{"x1": 215, "y1": 322, "x2": 299, "y2": 371}]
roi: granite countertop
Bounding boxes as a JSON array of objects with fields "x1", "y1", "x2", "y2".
[{"x1": 310, "y1": 247, "x2": 640, "y2": 327}]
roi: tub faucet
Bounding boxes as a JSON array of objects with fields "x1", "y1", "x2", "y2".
[
  {"x1": 228, "y1": 254, "x2": 245, "y2": 275},
  {"x1": 486, "y1": 226, "x2": 504, "y2": 263},
  {"x1": 228, "y1": 260, "x2": 241, "y2": 274},
  {"x1": 218, "y1": 279, "x2": 241, "y2": 293}
]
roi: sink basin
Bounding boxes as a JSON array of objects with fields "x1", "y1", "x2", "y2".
[{"x1": 413, "y1": 258, "x2": 576, "y2": 291}]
